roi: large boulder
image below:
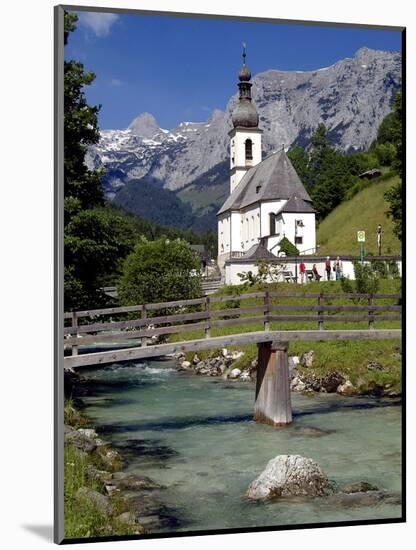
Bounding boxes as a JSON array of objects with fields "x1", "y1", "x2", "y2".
[
  {"x1": 76, "y1": 487, "x2": 113, "y2": 515},
  {"x1": 65, "y1": 429, "x2": 97, "y2": 453},
  {"x1": 246, "y1": 455, "x2": 328, "y2": 500}
]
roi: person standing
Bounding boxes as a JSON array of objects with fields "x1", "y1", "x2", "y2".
[
  {"x1": 299, "y1": 260, "x2": 306, "y2": 284},
  {"x1": 333, "y1": 256, "x2": 343, "y2": 280},
  {"x1": 325, "y1": 256, "x2": 331, "y2": 281}
]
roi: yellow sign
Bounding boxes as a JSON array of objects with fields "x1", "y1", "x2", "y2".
[{"x1": 357, "y1": 231, "x2": 366, "y2": 242}]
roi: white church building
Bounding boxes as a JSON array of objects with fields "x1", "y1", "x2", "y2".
[{"x1": 217, "y1": 51, "x2": 317, "y2": 284}]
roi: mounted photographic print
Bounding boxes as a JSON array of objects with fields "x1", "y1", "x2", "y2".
[{"x1": 54, "y1": 4, "x2": 405, "y2": 544}]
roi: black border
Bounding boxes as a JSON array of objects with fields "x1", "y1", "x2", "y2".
[{"x1": 54, "y1": 4, "x2": 406, "y2": 545}]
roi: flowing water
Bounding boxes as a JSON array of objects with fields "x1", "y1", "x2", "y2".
[{"x1": 80, "y1": 358, "x2": 402, "y2": 534}]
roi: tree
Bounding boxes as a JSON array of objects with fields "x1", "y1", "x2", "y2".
[
  {"x1": 307, "y1": 124, "x2": 354, "y2": 219},
  {"x1": 278, "y1": 237, "x2": 299, "y2": 256},
  {"x1": 118, "y1": 239, "x2": 202, "y2": 306},
  {"x1": 385, "y1": 181, "x2": 402, "y2": 241},
  {"x1": 63, "y1": 12, "x2": 139, "y2": 310},
  {"x1": 380, "y1": 90, "x2": 403, "y2": 241},
  {"x1": 288, "y1": 145, "x2": 311, "y2": 190}
]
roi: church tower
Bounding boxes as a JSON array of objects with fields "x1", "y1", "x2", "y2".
[{"x1": 229, "y1": 45, "x2": 263, "y2": 194}]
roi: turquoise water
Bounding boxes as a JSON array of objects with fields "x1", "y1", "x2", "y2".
[{"x1": 81, "y1": 358, "x2": 402, "y2": 533}]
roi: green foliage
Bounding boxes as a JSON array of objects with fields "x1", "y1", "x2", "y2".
[
  {"x1": 238, "y1": 260, "x2": 283, "y2": 287},
  {"x1": 278, "y1": 237, "x2": 299, "y2": 256},
  {"x1": 118, "y1": 238, "x2": 202, "y2": 306},
  {"x1": 64, "y1": 208, "x2": 138, "y2": 309},
  {"x1": 64, "y1": 55, "x2": 103, "y2": 210},
  {"x1": 374, "y1": 91, "x2": 402, "y2": 177},
  {"x1": 288, "y1": 145, "x2": 310, "y2": 187},
  {"x1": 385, "y1": 180, "x2": 402, "y2": 241},
  {"x1": 354, "y1": 262, "x2": 380, "y2": 295},
  {"x1": 307, "y1": 125, "x2": 356, "y2": 219}
]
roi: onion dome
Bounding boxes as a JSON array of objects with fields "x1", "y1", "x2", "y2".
[
  {"x1": 231, "y1": 43, "x2": 259, "y2": 129},
  {"x1": 232, "y1": 100, "x2": 259, "y2": 128},
  {"x1": 238, "y1": 64, "x2": 251, "y2": 81}
]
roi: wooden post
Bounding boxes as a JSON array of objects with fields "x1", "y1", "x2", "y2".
[
  {"x1": 254, "y1": 341, "x2": 292, "y2": 426},
  {"x1": 264, "y1": 291, "x2": 270, "y2": 331},
  {"x1": 71, "y1": 311, "x2": 78, "y2": 356},
  {"x1": 141, "y1": 305, "x2": 148, "y2": 347},
  {"x1": 318, "y1": 293, "x2": 324, "y2": 331},
  {"x1": 368, "y1": 293, "x2": 374, "y2": 330},
  {"x1": 205, "y1": 296, "x2": 211, "y2": 339}
]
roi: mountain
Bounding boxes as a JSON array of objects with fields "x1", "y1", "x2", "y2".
[{"x1": 86, "y1": 47, "x2": 401, "y2": 230}]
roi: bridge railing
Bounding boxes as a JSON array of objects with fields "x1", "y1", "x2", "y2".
[{"x1": 64, "y1": 291, "x2": 401, "y2": 356}]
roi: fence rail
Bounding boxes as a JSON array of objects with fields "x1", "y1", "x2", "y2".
[{"x1": 64, "y1": 291, "x2": 401, "y2": 356}]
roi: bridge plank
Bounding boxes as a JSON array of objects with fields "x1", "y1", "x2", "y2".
[{"x1": 64, "y1": 329, "x2": 402, "y2": 369}]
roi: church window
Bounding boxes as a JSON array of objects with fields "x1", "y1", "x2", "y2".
[
  {"x1": 256, "y1": 185, "x2": 261, "y2": 194},
  {"x1": 269, "y1": 213, "x2": 276, "y2": 236},
  {"x1": 245, "y1": 139, "x2": 253, "y2": 160},
  {"x1": 295, "y1": 236, "x2": 303, "y2": 245}
]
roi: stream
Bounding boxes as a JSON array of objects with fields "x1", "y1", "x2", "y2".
[{"x1": 80, "y1": 357, "x2": 402, "y2": 533}]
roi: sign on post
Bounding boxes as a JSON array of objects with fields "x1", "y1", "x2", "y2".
[{"x1": 357, "y1": 230, "x2": 365, "y2": 263}]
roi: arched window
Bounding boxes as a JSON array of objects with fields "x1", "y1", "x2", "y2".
[{"x1": 245, "y1": 139, "x2": 253, "y2": 160}]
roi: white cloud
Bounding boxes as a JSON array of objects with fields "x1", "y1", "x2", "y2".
[
  {"x1": 78, "y1": 12, "x2": 119, "y2": 37},
  {"x1": 110, "y1": 78, "x2": 122, "y2": 87}
]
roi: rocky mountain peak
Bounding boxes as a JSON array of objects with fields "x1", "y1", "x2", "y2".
[{"x1": 128, "y1": 112, "x2": 161, "y2": 138}]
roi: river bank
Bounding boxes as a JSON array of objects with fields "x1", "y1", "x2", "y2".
[
  {"x1": 64, "y1": 369, "x2": 177, "y2": 539},
  {"x1": 176, "y1": 342, "x2": 402, "y2": 398}
]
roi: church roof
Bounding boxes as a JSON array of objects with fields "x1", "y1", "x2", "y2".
[
  {"x1": 239, "y1": 241, "x2": 277, "y2": 261},
  {"x1": 217, "y1": 149, "x2": 312, "y2": 215},
  {"x1": 276, "y1": 193, "x2": 317, "y2": 215}
]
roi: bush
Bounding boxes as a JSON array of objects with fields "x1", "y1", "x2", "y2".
[
  {"x1": 354, "y1": 262, "x2": 380, "y2": 295},
  {"x1": 278, "y1": 237, "x2": 299, "y2": 256},
  {"x1": 118, "y1": 238, "x2": 202, "y2": 306}
]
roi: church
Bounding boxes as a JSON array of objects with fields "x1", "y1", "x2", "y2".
[{"x1": 217, "y1": 50, "x2": 317, "y2": 284}]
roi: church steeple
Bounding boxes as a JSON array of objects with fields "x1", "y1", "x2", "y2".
[
  {"x1": 229, "y1": 44, "x2": 262, "y2": 193},
  {"x1": 232, "y1": 44, "x2": 259, "y2": 129}
]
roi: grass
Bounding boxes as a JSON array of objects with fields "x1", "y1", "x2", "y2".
[
  {"x1": 317, "y1": 176, "x2": 402, "y2": 256},
  {"x1": 170, "y1": 279, "x2": 402, "y2": 393},
  {"x1": 64, "y1": 443, "x2": 134, "y2": 539},
  {"x1": 64, "y1": 400, "x2": 136, "y2": 540}
]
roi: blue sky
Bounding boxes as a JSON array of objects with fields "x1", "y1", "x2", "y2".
[{"x1": 65, "y1": 10, "x2": 402, "y2": 130}]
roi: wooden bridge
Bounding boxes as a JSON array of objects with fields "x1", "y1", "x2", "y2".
[{"x1": 64, "y1": 291, "x2": 401, "y2": 427}]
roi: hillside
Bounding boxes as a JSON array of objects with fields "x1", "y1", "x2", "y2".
[{"x1": 317, "y1": 176, "x2": 401, "y2": 255}]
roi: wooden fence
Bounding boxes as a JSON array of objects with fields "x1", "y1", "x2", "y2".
[{"x1": 64, "y1": 291, "x2": 401, "y2": 356}]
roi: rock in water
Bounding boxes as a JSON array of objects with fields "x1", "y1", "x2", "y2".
[
  {"x1": 246, "y1": 455, "x2": 328, "y2": 500},
  {"x1": 337, "y1": 380, "x2": 356, "y2": 396},
  {"x1": 229, "y1": 368, "x2": 242, "y2": 379}
]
